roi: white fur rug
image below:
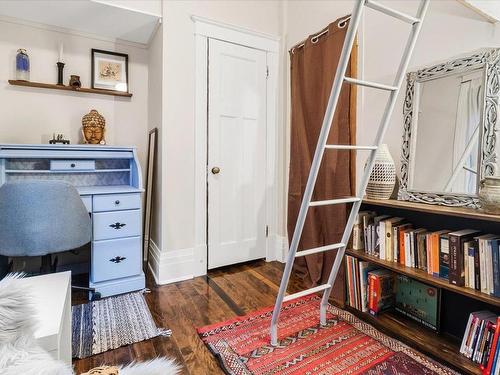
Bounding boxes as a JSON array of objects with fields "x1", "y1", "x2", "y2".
[{"x1": 0, "y1": 274, "x2": 180, "y2": 375}]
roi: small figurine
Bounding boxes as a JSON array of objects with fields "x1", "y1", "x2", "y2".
[
  {"x1": 49, "y1": 133, "x2": 70, "y2": 144},
  {"x1": 82, "y1": 109, "x2": 106, "y2": 145},
  {"x1": 69, "y1": 75, "x2": 81, "y2": 88}
]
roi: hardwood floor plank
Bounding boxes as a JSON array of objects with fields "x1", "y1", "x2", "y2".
[{"x1": 72, "y1": 260, "x2": 298, "y2": 375}]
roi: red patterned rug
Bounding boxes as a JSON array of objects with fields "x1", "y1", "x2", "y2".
[{"x1": 197, "y1": 296, "x2": 458, "y2": 375}]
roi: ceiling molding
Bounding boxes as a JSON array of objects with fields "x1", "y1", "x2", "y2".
[{"x1": 457, "y1": 0, "x2": 500, "y2": 23}]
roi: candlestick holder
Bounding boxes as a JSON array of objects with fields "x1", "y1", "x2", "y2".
[{"x1": 56, "y1": 62, "x2": 65, "y2": 85}]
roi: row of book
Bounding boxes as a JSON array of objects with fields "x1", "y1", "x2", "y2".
[
  {"x1": 345, "y1": 255, "x2": 394, "y2": 314},
  {"x1": 352, "y1": 211, "x2": 500, "y2": 295},
  {"x1": 346, "y1": 255, "x2": 441, "y2": 331},
  {"x1": 460, "y1": 312, "x2": 500, "y2": 374}
]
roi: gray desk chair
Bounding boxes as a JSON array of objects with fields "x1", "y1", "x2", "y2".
[{"x1": 0, "y1": 181, "x2": 95, "y2": 296}]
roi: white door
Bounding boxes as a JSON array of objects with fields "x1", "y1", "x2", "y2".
[{"x1": 207, "y1": 39, "x2": 268, "y2": 269}]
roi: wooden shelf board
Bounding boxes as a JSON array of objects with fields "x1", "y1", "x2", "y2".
[
  {"x1": 362, "y1": 198, "x2": 500, "y2": 222},
  {"x1": 8, "y1": 80, "x2": 133, "y2": 98},
  {"x1": 346, "y1": 249, "x2": 500, "y2": 307},
  {"x1": 344, "y1": 306, "x2": 480, "y2": 375}
]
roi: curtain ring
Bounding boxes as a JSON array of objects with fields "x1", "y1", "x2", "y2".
[
  {"x1": 338, "y1": 16, "x2": 351, "y2": 29},
  {"x1": 311, "y1": 29, "x2": 328, "y2": 44}
]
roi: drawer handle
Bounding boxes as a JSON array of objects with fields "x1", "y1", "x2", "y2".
[
  {"x1": 115, "y1": 200, "x2": 120, "y2": 205},
  {"x1": 110, "y1": 256, "x2": 126, "y2": 263},
  {"x1": 70, "y1": 163, "x2": 76, "y2": 168},
  {"x1": 109, "y1": 222, "x2": 126, "y2": 229}
]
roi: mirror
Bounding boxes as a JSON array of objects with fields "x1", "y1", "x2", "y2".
[{"x1": 399, "y1": 49, "x2": 499, "y2": 208}]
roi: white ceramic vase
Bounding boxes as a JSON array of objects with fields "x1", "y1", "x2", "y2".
[
  {"x1": 478, "y1": 176, "x2": 500, "y2": 214},
  {"x1": 366, "y1": 144, "x2": 396, "y2": 200}
]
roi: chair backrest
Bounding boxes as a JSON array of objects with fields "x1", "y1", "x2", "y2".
[{"x1": 0, "y1": 181, "x2": 91, "y2": 257}]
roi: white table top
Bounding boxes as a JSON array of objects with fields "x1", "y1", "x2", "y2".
[{"x1": 15, "y1": 272, "x2": 71, "y2": 349}]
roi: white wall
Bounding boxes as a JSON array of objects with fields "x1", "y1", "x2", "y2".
[
  {"x1": 147, "y1": 23, "x2": 164, "y2": 274},
  {"x1": 283, "y1": 0, "x2": 499, "y2": 233},
  {"x1": 0, "y1": 19, "x2": 150, "y2": 179},
  {"x1": 161, "y1": 0, "x2": 282, "y2": 251},
  {"x1": 148, "y1": 0, "x2": 283, "y2": 283}
]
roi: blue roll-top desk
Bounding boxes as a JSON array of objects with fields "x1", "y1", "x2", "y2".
[{"x1": 0, "y1": 144, "x2": 145, "y2": 297}]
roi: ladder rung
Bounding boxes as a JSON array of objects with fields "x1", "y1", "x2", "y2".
[
  {"x1": 283, "y1": 284, "x2": 332, "y2": 302},
  {"x1": 310, "y1": 197, "x2": 360, "y2": 206},
  {"x1": 344, "y1": 77, "x2": 397, "y2": 91},
  {"x1": 325, "y1": 145, "x2": 377, "y2": 150},
  {"x1": 296, "y1": 243, "x2": 345, "y2": 258},
  {"x1": 365, "y1": 0, "x2": 421, "y2": 24}
]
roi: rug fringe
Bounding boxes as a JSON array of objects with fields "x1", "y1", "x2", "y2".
[{"x1": 158, "y1": 328, "x2": 172, "y2": 337}]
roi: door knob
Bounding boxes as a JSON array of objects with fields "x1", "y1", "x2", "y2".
[{"x1": 211, "y1": 166, "x2": 221, "y2": 174}]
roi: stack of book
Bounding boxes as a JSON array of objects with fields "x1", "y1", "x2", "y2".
[
  {"x1": 345, "y1": 255, "x2": 394, "y2": 315},
  {"x1": 460, "y1": 312, "x2": 500, "y2": 374},
  {"x1": 352, "y1": 211, "x2": 500, "y2": 294}
]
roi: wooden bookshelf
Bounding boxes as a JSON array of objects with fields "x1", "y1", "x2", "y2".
[
  {"x1": 8, "y1": 80, "x2": 133, "y2": 97},
  {"x1": 363, "y1": 198, "x2": 500, "y2": 222},
  {"x1": 346, "y1": 248, "x2": 500, "y2": 307},
  {"x1": 344, "y1": 306, "x2": 480, "y2": 375},
  {"x1": 343, "y1": 198, "x2": 500, "y2": 375}
]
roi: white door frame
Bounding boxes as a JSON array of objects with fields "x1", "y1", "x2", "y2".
[{"x1": 192, "y1": 16, "x2": 280, "y2": 275}]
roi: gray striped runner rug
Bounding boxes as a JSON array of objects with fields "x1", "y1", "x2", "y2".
[{"x1": 72, "y1": 290, "x2": 171, "y2": 358}]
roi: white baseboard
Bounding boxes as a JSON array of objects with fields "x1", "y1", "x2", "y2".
[
  {"x1": 275, "y1": 235, "x2": 288, "y2": 263},
  {"x1": 147, "y1": 240, "x2": 196, "y2": 285},
  {"x1": 265, "y1": 234, "x2": 288, "y2": 263},
  {"x1": 147, "y1": 235, "x2": 288, "y2": 286}
]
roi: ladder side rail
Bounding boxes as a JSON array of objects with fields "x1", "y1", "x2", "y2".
[
  {"x1": 269, "y1": 0, "x2": 366, "y2": 347},
  {"x1": 319, "y1": 0, "x2": 430, "y2": 325}
]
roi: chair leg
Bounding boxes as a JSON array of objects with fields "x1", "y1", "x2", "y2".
[
  {"x1": 40, "y1": 254, "x2": 52, "y2": 274},
  {"x1": 0, "y1": 255, "x2": 9, "y2": 278}
]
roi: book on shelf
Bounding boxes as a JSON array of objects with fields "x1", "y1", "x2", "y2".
[
  {"x1": 383, "y1": 217, "x2": 404, "y2": 262},
  {"x1": 492, "y1": 239, "x2": 500, "y2": 298},
  {"x1": 439, "y1": 232, "x2": 450, "y2": 279},
  {"x1": 351, "y1": 210, "x2": 500, "y2": 298},
  {"x1": 449, "y1": 229, "x2": 481, "y2": 287},
  {"x1": 399, "y1": 226, "x2": 413, "y2": 266},
  {"x1": 353, "y1": 211, "x2": 375, "y2": 250},
  {"x1": 374, "y1": 215, "x2": 390, "y2": 258},
  {"x1": 476, "y1": 234, "x2": 500, "y2": 296},
  {"x1": 394, "y1": 222, "x2": 412, "y2": 265},
  {"x1": 345, "y1": 256, "x2": 378, "y2": 312},
  {"x1": 368, "y1": 269, "x2": 395, "y2": 316},
  {"x1": 460, "y1": 312, "x2": 500, "y2": 373},
  {"x1": 428, "y1": 230, "x2": 449, "y2": 278},
  {"x1": 395, "y1": 275, "x2": 440, "y2": 331}
]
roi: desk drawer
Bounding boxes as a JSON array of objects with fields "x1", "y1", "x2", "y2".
[
  {"x1": 93, "y1": 210, "x2": 141, "y2": 240},
  {"x1": 50, "y1": 160, "x2": 95, "y2": 171},
  {"x1": 81, "y1": 196, "x2": 92, "y2": 213},
  {"x1": 91, "y1": 236, "x2": 141, "y2": 283},
  {"x1": 93, "y1": 193, "x2": 141, "y2": 212}
]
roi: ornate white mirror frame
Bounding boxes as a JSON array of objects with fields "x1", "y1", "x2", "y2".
[{"x1": 398, "y1": 48, "x2": 499, "y2": 208}]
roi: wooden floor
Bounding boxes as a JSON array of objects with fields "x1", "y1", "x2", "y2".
[{"x1": 72, "y1": 260, "x2": 307, "y2": 374}]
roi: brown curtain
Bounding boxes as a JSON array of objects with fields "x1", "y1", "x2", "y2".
[{"x1": 288, "y1": 16, "x2": 355, "y2": 305}]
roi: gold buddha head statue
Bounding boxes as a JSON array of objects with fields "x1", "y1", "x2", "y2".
[{"x1": 82, "y1": 109, "x2": 106, "y2": 145}]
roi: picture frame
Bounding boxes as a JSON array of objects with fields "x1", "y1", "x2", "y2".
[
  {"x1": 143, "y1": 127, "x2": 158, "y2": 263},
  {"x1": 91, "y1": 49, "x2": 129, "y2": 93}
]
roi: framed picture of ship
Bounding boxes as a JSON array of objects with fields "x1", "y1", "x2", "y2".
[
  {"x1": 395, "y1": 274, "x2": 441, "y2": 332},
  {"x1": 91, "y1": 49, "x2": 129, "y2": 93}
]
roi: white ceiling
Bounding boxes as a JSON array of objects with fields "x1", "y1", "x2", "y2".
[{"x1": 0, "y1": 0, "x2": 161, "y2": 45}]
